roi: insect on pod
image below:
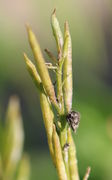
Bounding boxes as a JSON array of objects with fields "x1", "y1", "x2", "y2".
[
  {"x1": 66, "y1": 111, "x2": 80, "y2": 132},
  {"x1": 63, "y1": 143, "x2": 70, "y2": 152}
]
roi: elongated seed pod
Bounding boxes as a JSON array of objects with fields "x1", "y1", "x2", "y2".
[
  {"x1": 63, "y1": 21, "x2": 72, "y2": 113},
  {"x1": 26, "y1": 25, "x2": 58, "y2": 108},
  {"x1": 3, "y1": 96, "x2": 24, "y2": 178},
  {"x1": 24, "y1": 54, "x2": 55, "y2": 164},
  {"x1": 51, "y1": 9, "x2": 63, "y2": 58},
  {"x1": 53, "y1": 125, "x2": 67, "y2": 180},
  {"x1": 51, "y1": 10, "x2": 64, "y2": 113},
  {"x1": 24, "y1": 53, "x2": 42, "y2": 91},
  {"x1": 40, "y1": 92, "x2": 55, "y2": 165},
  {"x1": 67, "y1": 128, "x2": 79, "y2": 180}
]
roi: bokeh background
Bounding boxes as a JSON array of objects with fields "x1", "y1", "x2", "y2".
[{"x1": 0, "y1": 0, "x2": 112, "y2": 179}]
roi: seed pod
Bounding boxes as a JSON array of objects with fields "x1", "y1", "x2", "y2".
[
  {"x1": 24, "y1": 53, "x2": 42, "y2": 91},
  {"x1": 26, "y1": 25, "x2": 58, "y2": 108},
  {"x1": 67, "y1": 128, "x2": 79, "y2": 180},
  {"x1": 53, "y1": 125, "x2": 67, "y2": 180},
  {"x1": 51, "y1": 9, "x2": 63, "y2": 58},
  {"x1": 63, "y1": 21, "x2": 72, "y2": 113},
  {"x1": 24, "y1": 54, "x2": 55, "y2": 165},
  {"x1": 3, "y1": 96, "x2": 24, "y2": 178},
  {"x1": 66, "y1": 111, "x2": 80, "y2": 132},
  {"x1": 40, "y1": 92, "x2": 55, "y2": 165}
]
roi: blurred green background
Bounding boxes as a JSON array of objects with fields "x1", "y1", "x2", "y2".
[{"x1": 0, "y1": 0, "x2": 112, "y2": 179}]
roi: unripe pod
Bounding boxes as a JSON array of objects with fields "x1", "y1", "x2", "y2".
[
  {"x1": 63, "y1": 22, "x2": 73, "y2": 113},
  {"x1": 26, "y1": 25, "x2": 58, "y2": 108},
  {"x1": 51, "y1": 9, "x2": 63, "y2": 58}
]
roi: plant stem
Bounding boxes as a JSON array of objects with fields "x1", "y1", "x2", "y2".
[
  {"x1": 67, "y1": 128, "x2": 79, "y2": 180},
  {"x1": 60, "y1": 122, "x2": 70, "y2": 180},
  {"x1": 24, "y1": 10, "x2": 83, "y2": 180}
]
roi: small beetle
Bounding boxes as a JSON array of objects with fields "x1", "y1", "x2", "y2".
[
  {"x1": 66, "y1": 111, "x2": 80, "y2": 132},
  {"x1": 63, "y1": 143, "x2": 70, "y2": 152}
]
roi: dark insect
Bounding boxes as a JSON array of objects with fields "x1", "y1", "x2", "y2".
[
  {"x1": 66, "y1": 111, "x2": 80, "y2": 132},
  {"x1": 63, "y1": 143, "x2": 70, "y2": 152}
]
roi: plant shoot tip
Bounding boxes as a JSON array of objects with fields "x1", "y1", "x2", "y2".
[
  {"x1": 25, "y1": 23, "x2": 31, "y2": 32},
  {"x1": 65, "y1": 21, "x2": 69, "y2": 30},
  {"x1": 52, "y1": 8, "x2": 56, "y2": 15}
]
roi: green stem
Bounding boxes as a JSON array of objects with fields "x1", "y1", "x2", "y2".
[
  {"x1": 56, "y1": 57, "x2": 70, "y2": 179},
  {"x1": 67, "y1": 128, "x2": 79, "y2": 180},
  {"x1": 60, "y1": 119, "x2": 70, "y2": 180}
]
